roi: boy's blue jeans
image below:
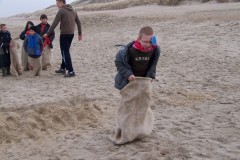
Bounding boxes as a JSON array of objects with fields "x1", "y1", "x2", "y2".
[{"x1": 60, "y1": 34, "x2": 74, "y2": 72}]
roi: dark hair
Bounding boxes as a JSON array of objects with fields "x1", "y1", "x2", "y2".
[
  {"x1": 0, "y1": 24, "x2": 6, "y2": 29},
  {"x1": 40, "y1": 14, "x2": 48, "y2": 20},
  {"x1": 56, "y1": 0, "x2": 66, "y2": 4},
  {"x1": 24, "y1": 21, "x2": 34, "y2": 32},
  {"x1": 29, "y1": 26, "x2": 38, "y2": 33}
]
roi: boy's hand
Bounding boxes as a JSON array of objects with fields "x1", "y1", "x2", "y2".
[
  {"x1": 43, "y1": 34, "x2": 48, "y2": 38},
  {"x1": 128, "y1": 75, "x2": 135, "y2": 81}
]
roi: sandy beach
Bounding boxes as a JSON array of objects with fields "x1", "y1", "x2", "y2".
[{"x1": 0, "y1": 2, "x2": 240, "y2": 160}]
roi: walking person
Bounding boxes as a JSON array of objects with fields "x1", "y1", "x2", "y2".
[{"x1": 43, "y1": 0, "x2": 82, "y2": 77}]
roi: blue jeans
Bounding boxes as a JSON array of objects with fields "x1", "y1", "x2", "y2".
[{"x1": 60, "y1": 34, "x2": 74, "y2": 72}]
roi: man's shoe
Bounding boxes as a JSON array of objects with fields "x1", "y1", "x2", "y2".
[
  {"x1": 64, "y1": 71, "x2": 75, "y2": 78},
  {"x1": 55, "y1": 68, "x2": 65, "y2": 74}
]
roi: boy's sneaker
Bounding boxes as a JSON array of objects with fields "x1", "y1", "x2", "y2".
[
  {"x1": 64, "y1": 71, "x2": 75, "y2": 78},
  {"x1": 55, "y1": 68, "x2": 65, "y2": 74}
]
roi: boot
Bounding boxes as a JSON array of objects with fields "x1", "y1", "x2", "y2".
[
  {"x1": 6, "y1": 67, "x2": 11, "y2": 76},
  {"x1": 1, "y1": 67, "x2": 7, "y2": 77}
]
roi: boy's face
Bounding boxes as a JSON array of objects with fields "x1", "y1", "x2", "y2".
[
  {"x1": 29, "y1": 30, "x2": 36, "y2": 35},
  {"x1": 1, "y1": 25, "x2": 8, "y2": 33},
  {"x1": 139, "y1": 34, "x2": 153, "y2": 48},
  {"x1": 56, "y1": 1, "x2": 64, "y2": 9},
  {"x1": 41, "y1": 18, "x2": 47, "y2": 24}
]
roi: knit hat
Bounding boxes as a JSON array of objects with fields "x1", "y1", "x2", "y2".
[
  {"x1": 40, "y1": 14, "x2": 48, "y2": 20},
  {"x1": 29, "y1": 26, "x2": 38, "y2": 33}
]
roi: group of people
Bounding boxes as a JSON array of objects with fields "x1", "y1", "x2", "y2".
[
  {"x1": 1, "y1": 0, "x2": 161, "y2": 145},
  {"x1": 0, "y1": 0, "x2": 82, "y2": 77}
]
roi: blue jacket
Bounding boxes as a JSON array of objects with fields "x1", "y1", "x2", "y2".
[
  {"x1": 114, "y1": 41, "x2": 161, "y2": 90},
  {"x1": 23, "y1": 34, "x2": 43, "y2": 58}
]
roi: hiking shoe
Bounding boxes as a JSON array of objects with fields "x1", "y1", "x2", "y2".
[
  {"x1": 64, "y1": 71, "x2": 75, "y2": 78},
  {"x1": 55, "y1": 68, "x2": 65, "y2": 74}
]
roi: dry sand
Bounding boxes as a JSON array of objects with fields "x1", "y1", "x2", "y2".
[{"x1": 0, "y1": 2, "x2": 240, "y2": 160}]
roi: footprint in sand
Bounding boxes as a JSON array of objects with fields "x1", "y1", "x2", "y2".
[{"x1": 52, "y1": 116, "x2": 65, "y2": 127}]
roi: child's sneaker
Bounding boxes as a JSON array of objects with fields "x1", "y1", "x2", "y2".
[
  {"x1": 55, "y1": 68, "x2": 65, "y2": 74},
  {"x1": 64, "y1": 71, "x2": 75, "y2": 78}
]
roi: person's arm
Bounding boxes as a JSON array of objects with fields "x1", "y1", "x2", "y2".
[
  {"x1": 115, "y1": 49, "x2": 133, "y2": 79},
  {"x1": 19, "y1": 31, "x2": 26, "y2": 40},
  {"x1": 49, "y1": 30, "x2": 55, "y2": 43},
  {"x1": 1, "y1": 32, "x2": 11, "y2": 47},
  {"x1": 46, "y1": 9, "x2": 63, "y2": 36},
  {"x1": 146, "y1": 46, "x2": 161, "y2": 79},
  {"x1": 0, "y1": 33, "x2": 3, "y2": 47},
  {"x1": 75, "y1": 12, "x2": 82, "y2": 36},
  {"x1": 39, "y1": 36, "x2": 43, "y2": 52},
  {"x1": 23, "y1": 37, "x2": 28, "y2": 52}
]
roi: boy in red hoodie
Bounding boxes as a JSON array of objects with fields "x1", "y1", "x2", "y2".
[{"x1": 36, "y1": 14, "x2": 55, "y2": 70}]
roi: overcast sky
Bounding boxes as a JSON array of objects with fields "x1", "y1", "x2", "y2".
[{"x1": 0, "y1": 0, "x2": 76, "y2": 18}]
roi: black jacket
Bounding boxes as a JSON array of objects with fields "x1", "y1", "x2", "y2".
[
  {"x1": 19, "y1": 30, "x2": 28, "y2": 41},
  {"x1": 0, "y1": 31, "x2": 11, "y2": 54},
  {"x1": 36, "y1": 23, "x2": 55, "y2": 48},
  {"x1": 114, "y1": 41, "x2": 161, "y2": 90},
  {"x1": 0, "y1": 31, "x2": 11, "y2": 67}
]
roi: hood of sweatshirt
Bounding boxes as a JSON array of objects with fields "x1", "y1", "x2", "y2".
[{"x1": 63, "y1": 4, "x2": 73, "y2": 11}]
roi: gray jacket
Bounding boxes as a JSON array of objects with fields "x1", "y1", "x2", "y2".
[{"x1": 114, "y1": 41, "x2": 161, "y2": 90}]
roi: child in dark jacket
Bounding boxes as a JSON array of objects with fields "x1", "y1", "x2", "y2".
[
  {"x1": 23, "y1": 26, "x2": 43, "y2": 76},
  {"x1": 114, "y1": 26, "x2": 161, "y2": 90},
  {"x1": 0, "y1": 24, "x2": 12, "y2": 77},
  {"x1": 36, "y1": 14, "x2": 55, "y2": 70},
  {"x1": 19, "y1": 21, "x2": 34, "y2": 71}
]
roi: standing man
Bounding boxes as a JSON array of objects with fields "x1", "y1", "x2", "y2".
[
  {"x1": 44, "y1": 0, "x2": 82, "y2": 77},
  {"x1": 37, "y1": 14, "x2": 55, "y2": 70}
]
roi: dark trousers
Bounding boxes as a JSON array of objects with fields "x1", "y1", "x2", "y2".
[
  {"x1": 0, "y1": 47, "x2": 11, "y2": 68},
  {"x1": 60, "y1": 34, "x2": 74, "y2": 72}
]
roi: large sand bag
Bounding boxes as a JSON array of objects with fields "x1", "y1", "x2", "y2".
[
  {"x1": 21, "y1": 46, "x2": 29, "y2": 71},
  {"x1": 28, "y1": 56, "x2": 42, "y2": 76},
  {"x1": 109, "y1": 77, "x2": 154, "y2": 145},
  {"x1": 42, "y1": 45, "x2": 51, "y2": 70},
  {"x1": 10, "y1": 39, "x2": 22, "y2": 76}
]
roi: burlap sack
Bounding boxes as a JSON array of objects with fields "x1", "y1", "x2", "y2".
[
  {"x1": 10, "y1": 39, "x2": 22, "y2": 76},
  {"x1": 109, "y1": 77, "x2": 154, "y2": 145},
  {"x1": 21, "y1": 46, "x2": 28, "y2": 71},
  {"x1": 28, "y1": 56, "x2": 42, "y2": 76},
  {"x1": 42, "y1": 45, "x2": 51, "y2": 70}
]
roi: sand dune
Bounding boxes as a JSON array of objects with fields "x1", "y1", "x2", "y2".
[{"x1": 0, "y1": 2, "x2": 240, "y2": 160}]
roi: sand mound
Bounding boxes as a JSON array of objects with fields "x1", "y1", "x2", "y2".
[{"x1": 0, "y1": 97, "x2": 103, "y2": 144}]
